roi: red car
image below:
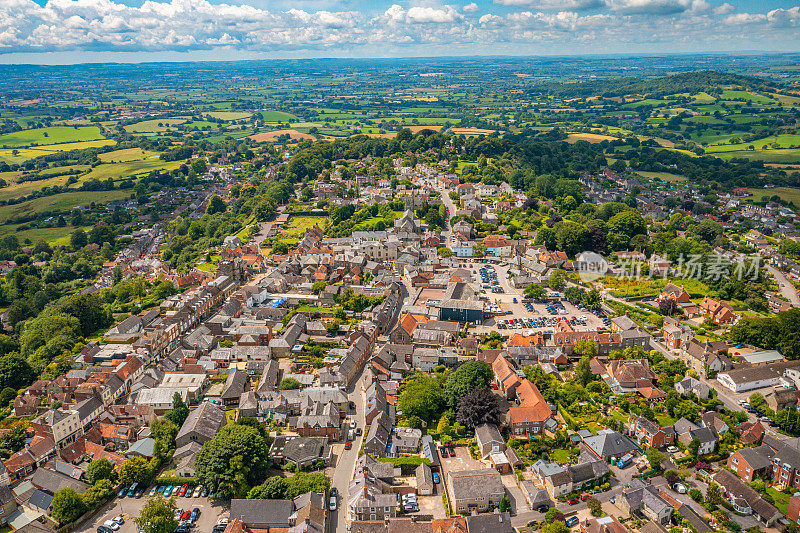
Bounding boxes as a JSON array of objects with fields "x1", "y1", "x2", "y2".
[
  {"x1": 180, "y1": 511, "x2": 191, "y2": 521},
  {"x1": 178, "y1": 485, "x2": 189, "y2": 497},
  {"x1": 345, "y1": 441, "x2": 352, "y2": 450},
  {"x1": 567, "y1": 497, "x2": 579, "y2": 505},
  {"x1": 580, "y1": 493, "x2": 591, "y2": 501}
]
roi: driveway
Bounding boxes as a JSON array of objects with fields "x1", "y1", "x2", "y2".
[
  {"x1": 75, "y1": 495, "x2": 228, "y2": 533},
  {"x1": 768, "y1": 265, "x2": 800, "y2": 307}
]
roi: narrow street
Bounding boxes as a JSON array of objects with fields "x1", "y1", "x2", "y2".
[
  {"x1": 767, "y1": 264, "x2": 800, "y2": 307},
  {"x1": 330, "y1": 371, "x2": 366, "y2": 533}
]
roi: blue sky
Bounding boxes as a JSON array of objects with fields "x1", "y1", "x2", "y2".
[{"x1": 2, "y1": 0, "x2": 800, "y2": 64}]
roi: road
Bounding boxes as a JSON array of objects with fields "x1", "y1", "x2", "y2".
[
  {"x1": 330, "y1": 371, "x2": 366, "y2": 533},
  {"x1": 436, "y1": 182, "x2": 456, "y2": 240},
  {"x1": 767, "y1": 264, "x2": 800, "y2": 307}
]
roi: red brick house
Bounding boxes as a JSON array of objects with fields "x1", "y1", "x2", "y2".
[
  {"x1": 506, "y1": 380, "x2": 553, "y2": 438},
  {"x1": 630, "y1": 416, "x2": 676, "y2": 449}
]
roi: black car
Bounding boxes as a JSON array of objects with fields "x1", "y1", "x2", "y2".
[
  {"x1": 348, "y1": 401, "x2": 355, "y2": 410},
  {"x1": 537, "y1": 504, "x2": 550, "y2": 513},
  {"x1": 98, "y1": 527, "x2": 114, "y2": 533}
]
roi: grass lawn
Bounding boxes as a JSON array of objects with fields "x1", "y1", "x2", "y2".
[
  {"x1": 0, "y1": 125, "x2": 105, "y2": 147},
  {"x1": 551, "y1": 449, "x2": 572, "y2": 464},
  {"x1": 656, "y1": 414, "x2": 677, "y2": 427},
  {"x1": 206, "y1": 111, "x2": 252, "y2": 121},
  {"x1": 0, "y1": 224, "x2": 88, "y2": 245},
  {"x1": 609, "y1": 409, "x2": 630, "y2": 424},
  {"x1": 767, "y1": 487, "x2": 790, "y2": 514},
  {"x1": 279, "y1": 215, "x2": 327, "y2": 238},
  {"x1": 635, "y1": 171, "x2": 686, "y2": 182}
]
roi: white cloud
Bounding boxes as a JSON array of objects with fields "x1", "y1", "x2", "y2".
[
  {"x1": 712, "y1": 2, "x2": 733, "y2": 15},
  {"x1": 767, "y1": 6, "x2": 800, "y2": 27},
  {"x1": 406, "y1": 6, "x2": 460, "y2": 23},
  {"x1": 607, "y1": 0, "x2": 696, "y2": 15},
  {"x1": 462, "y1": 2, "x2": 479, "y2": 12},
  {"x1": 723, "y1": 12, "x2": 765, "y2": 24},
  {"x1": 493, "y1": 0, "x2": 606, "y2": 9}
]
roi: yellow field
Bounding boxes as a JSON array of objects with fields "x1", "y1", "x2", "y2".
[
  {"x1": 207, "y1": 112, "x2": 251, "y2": 121},
  {"x1": 0, "y1": 139, "x2": 116, "y2": 164},
  {"x1": 566, "y1": 133, "x2": 618, "y2": 143},
  {"x1": 0, "y1": 175, "x2": 74, "y2": 202},
  {"x1": 248, "y1": 129, "x2": 315, "y2": 142},
  {"x1": 99, "y1": 148, "x2": 158, "y2": 163},
  {"x1": 450, "y1": 128, "x2": 496, "y2": 136}
]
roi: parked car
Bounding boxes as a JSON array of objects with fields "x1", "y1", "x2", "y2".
[
  {"x1": 345, "y1": 440, "x2": 352, "y2": 450},
  {"x1": 349, "y1": 419, "x2": 357, "y2": 429},
  {"x1": 190, "y1": 508, "x2": 200, "y2": 522},
  {"x1": 673, "y1": 483, "x2": 687, "y2": 494},
  {"x1": 164, "y1": 485, "x2": 174, "y2": 497},
  {"x1": 112, "y1": 516, "x2": 125, "y2": 525},
  {"x1": 217, "y1": 519, "x2": 229, "y2": 527},
  {"x1": 566, "y1": 516, "x2": 580, "y2": 527},
  {"x1": 150, "y1": 486, "x2": 159, "y2": 496},
  {"x1": 174, "y1": 510, "x2": 183, "y2": 521},
  {"x1": 566, "y1": 497, "x2": 579, "y2": 505},
  {"x1": 329, "y1": 494, "x2": 337, "y2": 511},
  {"x1": 536, "y1": 504, "x2": 549, "y2": 513},
  {"x1": 178, "y1": 484, "x2": 189, "y2": 497},
  {"x1": 432, "y1": 472, "x2": 440, "y2": 484},
  {"x1": 98, "y1": 527, "x2": 114, "y2": 533},
  {"x1": 201, "y1": 488, "x2": 209, "y2": 497},
  {"x1": 666, "y1": 446, "x2": 678, "y2": 453},
  {"x1": 103, "y1": 521, "x2": 120, "y2": 531},
  {"x1": 192, "y1": 486, "x2": 202, "y2": 498},
  {"x1": 580, "y1": 492, "x2": 591, "y2": 501},
  {"x1": 180, "y1": 510, "x2": 191, "y2": 522},
  {"x1": 118, "y1": 486, "x2": 127, "y2": 498}
]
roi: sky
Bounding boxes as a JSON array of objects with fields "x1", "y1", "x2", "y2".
[{"x1": 1, "y1": 0, "x2": 799, "y2": 64}]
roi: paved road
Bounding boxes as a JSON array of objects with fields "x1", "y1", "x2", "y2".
[
  {"x1": 330, "y1": 372, "x2": 366, "y2": 533},
  {"x1": 436, "y1": 183, "x2": 456, "y2": 240},
  {"x1": 767, "y1": 264, "x2": 800, "y2": 307}
]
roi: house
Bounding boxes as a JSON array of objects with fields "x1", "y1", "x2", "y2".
[
  {"x1": 475, "y1": 424, "x2": 505, "y2": 458},
  {"x1": 737, "y1": 420, "x2": 766, "y2": 445},
  {"x1": 699, "y1": 296, "x2": 737, "y2": 325},
  {"x1": 674, "y1": 376, "x2": 710, "y2": 399},
  {"x1": 293, "y1": 400, "x2": 341, "y2": 441},
  {"x1": 466, "y1": 512, "x2": 513, "y2": 533},
  {"x1": 716, "y1": 361, "x2": 800, "y2": 392},
  {"x1": 728, "y1": 447, "x2": 773, "y2": 482},
  {"x1": 175, "y1": 401, "x2": 226, "y2": 448},
  {"x1": 713, "y1": 469, "x2": 781, "y2": 526},
  {"x1": 658, "y1": 283, "x2": 691, "y2": 304},
  {"x1": 269, "y1": 436, "x2": 331, "y2": 469},
  {"x1": 673, "y1": 418, "x2": 716, "y2": 456},
  {"x1": 221, "y1": 370, "x2": 248, "y2": 406},
  {"x1": 446, "y1": 468, "x2": 505, "y2": 515},
  {"x1": 630, "y1": 417, "x2": 676, "y2": 449},
  {"x1": 583, "y1": 429, "x2": 637, "y2": 461},
  {"x1": 506, "y1": 379, "x2": 554, "y2": 438},
  {"x1": 618, "y1": 479, "x2": 672, "y2": 526},
  {"x1": 580, "y1": 516, "x2": 628, "y2": 533},
  {"x1": 348, "y1": 476, "x2": 397, "y2": 522},
  {"x1": 416, "y1": 463, "x2": 434, "y2": 496},
  {"x1": 31, "y1": 408, "x2": 82, "y2": 450},
  {"x1": 229, "y1": 499, "x2": 294, "y2": 529},
  {"x1": 532, "y1": 459, "x2": 610, "y2": 499},
  {"x1": 606, "y1": 359, "x2": 656, "y2": 391},
  {"x1": 764, "y1": 387, "x2": 798, "y2": 412}
]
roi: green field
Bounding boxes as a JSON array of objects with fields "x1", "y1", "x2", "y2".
[
  {"x1": 0, "y1": 190, "x2": 131, "y2": 222},
  {"x1": 705, "y1": 134, "x2": 800, "y2": 153},
  {"x1": 261, "y1": 111, "x2": 299, "y2": 122},
  {"x1": 124, "y1": 118, "x2": 188, "y2": 133},
  {"x1": 99, "y1": 148, "x2": 159, "y2": 163},
  {"x1": 0, "y1": 175, "x2": 74, "y2": 202},
  {"x1": 0, "y1": 224, "x2": 88, "y2": 245},
  {"x1": 81, "y1": 158, "x2": 182, "y2": 180},
  {"x1": 207, "y1": 111, "x2": 251, "y2": 120},
  {"x1": 719, "y1": 90, "x2": 775, "y2": 104},
  {"x1": 635, "y1": 171, "x2": 686, "y2": 182},
  {"x1": 0, "y1": 126, "x2": 106, "y2": 148},
  {"x1": 746, "y1": 187, "x2": 800, "y2": 205},
  {"x1": 714, "y1": 148, "x2": 800, "y2": 164}
]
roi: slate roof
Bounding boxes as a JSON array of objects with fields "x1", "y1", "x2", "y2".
[{"x1": 176, "y1": 401, "x2": 226, "y2": 443}]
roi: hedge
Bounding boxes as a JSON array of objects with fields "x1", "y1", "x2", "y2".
[
  {"x1": 154, "y1": 475, "x2": 198, "y2": 486},
  {"x1": 377, "y1": 456, "x2": 431, "y2": 475}
]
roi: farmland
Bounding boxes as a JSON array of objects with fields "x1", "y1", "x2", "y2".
[{"x1": 0, "y1": 126, "x2": 106, "y2": 147}]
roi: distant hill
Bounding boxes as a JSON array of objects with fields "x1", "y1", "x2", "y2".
[{"x1": 532, "y1": 70, "x2": 778, "y2": 99}]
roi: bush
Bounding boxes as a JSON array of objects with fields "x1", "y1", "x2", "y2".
[{"x1": 155, "y1": 475, "x2": 198, "y2": 486}]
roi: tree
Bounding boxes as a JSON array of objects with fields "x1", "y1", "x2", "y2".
[
  {"x1": 118, "y1": 456, "x2": 149, "y2": 485},
  {"x1": 194, "y1": 424, "x2": 271, "y2": 498},
  {"x1": 574, "y1": 354, "x2": 595, "y2": 387},
  {"x1": 444, "y1": 360, "x2": 493, "y2": 408},
  {"x1": 70, "y1": 229, "x2": 87, "y2": 250},
  {"x1": 689, "y1": 438, "x2": 701, "y2": 458},
  {"x1": 436, "y1": 415, "x2": 451, "y2": 437},
  {"x1": 437, "y1": 247, "x2": 453, "y2": 258},
  {"x1": 706, "y1": 482, "x2": 723, "y2": 506},
  {"x1": 456, "y1": 387, "x2": 503, "y2": 428},
  {"x1": 85, "y1": 458, "x2": 114, "y2": 484},
  {"x1": 542, "y1": 521, "x2": 570, "y2": 533},
  {"x1": 647, "y1": 448, "x2": 665, "y2": 471},
  {"x1": 499, "y1": 495, "x2": 511, "y2": 512},
  {"x1": 587, "y1": 496, "x2": 602, "y2": 516},
  {"x1": 151, "y1": 417, "x2": 179, "y2": 450},
  {"x1": 524, "y1": 283, "x2": 546, "y2": 301},
  {"x1": 51, "y1": 488, "x2": 87, "y2": 523},
  {"x1": 0, "y1": 354, "x2": 35, "y2": 391},
  {"x1": 82, "y1": 479, "x2": 115, "y2": 509},
  {"x1": 397, "y1": 373, "x2": 445, "y2": 422},
  {"x1": 164, "y1": 392, "x2": 189, "y2": 427},
  {"x1": 659, "y1": 298, "x2": 677, "y2": 316},
  {"x1": 548, "y1": 269, "x2": 566, "y2": 291},
  {"x1": 206, "y1": 195, "x2": 226, "y2": 215},
  {"x1": 279, "y1": 378, "x2": 302, "y2": 390},
  {"x1": 248, "y1": 477, "x2": 289, "y2": 499},
  {"x1": 135, "y1": 496, "x2": 178, "y2": 533},
  {"x1": 545, "y1": 508, "x2": 565, "y2": 523},
  {"x1": 311, "y1": 281, "x2": 327, "y2": 294},
  {"x1": 285, "y1": 472, "x2": 331, "y2": 499}
]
